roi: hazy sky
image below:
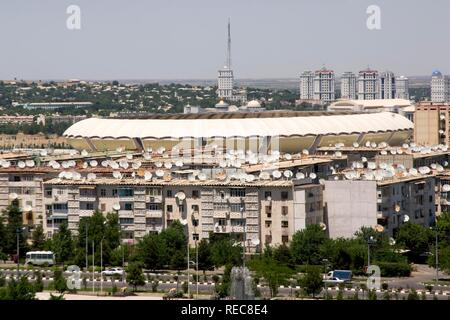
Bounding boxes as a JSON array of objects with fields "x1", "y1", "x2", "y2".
[{"x1": 0, "y1": 0, "x2": 449, "y2": 80}]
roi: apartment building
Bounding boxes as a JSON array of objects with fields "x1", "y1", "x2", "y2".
[
  {"x1": 300, "y1": 71, "x2": 314, "y2": 100},
  {"x1": 431, "y1": 70, "x2": 449, "y2": 103},
  {"x1": 313, "y1": 68, "x2": 335, "y2": 103},
  {"x1": 358, "y1": 69, "x2": 379, "y2": 100},
  {"x1": 42, "y1": 178, "x2": 324, "y2": 250},
  {"x1": 340, "y1": 72, "x2": 357, "y2": 100},
  {"x1": 396, "y1": 76, "x2": 410, "y2": 100},
  {"x1": 379, "y1": 71, "x2": 396, "y2": 99},
  {"x1": 414, "y1": 102, "x2": 450, "y2": 146},
  {"x1": 324, "y1": 175, "x2": 435, "y2": 238}
]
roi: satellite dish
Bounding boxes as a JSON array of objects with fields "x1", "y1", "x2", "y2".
[
  {"x1": 188, "y1": 174, "x2": 195, "y2": 181},
  {"x1": 361, "y1": 157, "x2": 367, "y2": 163},
  {"x1": 18, "y1": 161, "x2": 26, "y2": 169},
  {"x1": 23, "y1": 205, "x2": 32, "y2": 212},
  {"x1": 112, "y1": 171, "x2": 122, "y2": 179},
  {"x1": 375, "y1": 225, "x2": 385, "y2": 233},
  {"x1": 284, "y1": 153, "x2": 292, "y2": 160},
  {"x1": 198, "y1": 173, "x2": 207, "y2": 181},
  {"x1": 219, "y1": 160, "x2": 227, "y2": 168},
  {"x1": 403, "y1": 215, "x2": 410, "y2": 223},
  {"x1": 283, "y1": 170, "x2": 293, "y2": 178},
  {"x1": 116, "y1": 147, "x2": 123, "y2": 152},
  {"x1": 40, "y1": 149, "x2": 48, "y2": 156},
  {"x1": 81, "y1": 150, "x2": 88, "y2": 157},
  {"x1": 126, "y1": 154, "x2": 133, "y2": 160},
  {"x1": 132, "y1": 161, "x2": 141, "y2": 170},
  {"x1": 259, "y1": 172, "x2": 270, "y2": 180},
  {"x1": 112, "y1": 203, "x2": 120, "y2": 211},
  {"x1": 87, "y1": 173, "x2": 96, "y2": 180},
  {"x1": 175, "y1": 160, "x2": 183, "y2": 167},
  {"x1": 367, "y1": 162, "x2": 377, "y2": 170},
  {"x1": 309, "y1": 172, "x2": 317, "y2": 179},
  {"x1": 89, "y1": 160, "x2": 98, "y2": 167},
  {"x1": 144, "y1": 171, "x2": 152, "y2": 181},
  {"x1": 82, "y1": 162, "x2": 88, "y2": 169},
  {"x1": 334, "y1": 151, "x2": 342, "y2": 157},
  {"x1": 365, "y1": 141, "x2": 371, "y2": 147},
  {"x1": 319, "y1": 222, "x2": 327, "y2": 231},
  {"x1": 272, "y1": 170, "x2": 282, "y2": 179},
  {"x1": 295, "y1": 172, "x2": 305, "y2": 179},
  {"x1": 395, "y1": 204, "x2": 401, "y2": 213},
  {"x1": 143, "y1": 153, "x2": 152, "y2": 160},
  {"x1": 389, "y1": 237, "x2": 396, "y2": 246},
  {"x1": 380, "y1": 150, "x2": 388, "y2": 155},
  {"x1": 302, "y1": 149, "x2": 309, "y2": 156},
  {"x1": 443, "y1": 184, "x2": 450, "y2": 192},
  {"x1": 353, "y1": 142, "x2": 359, "y2": 148},
  {"x1": 179, "y1": 218, "x2": 188, "y2": 226},
  {"x1": 65, "y1": 171, "x2": 73, "y2": 180},
  {"x1": 164, "y1": 162, "x2": 173, "y2": 169},
  {"x1": 431, "y1": 163, "x2": 437, "y2": 170},
  {"x1": 110, "y1": 161, "x2": 119, "y2": 169},
  {"x1": 9, "y1": 193, "x2": 18, "y2": 200},
  {"x1": 25, "y1": 160, "x2": 35, "y2": 167},
  {"x1": 119, "y1": 160, "x2": 129, "y2": 169},
  {"x1": 101, "y1": 160, "x2": 108, "y2": 167},
  {"x1": 155, "y1": 169, "x2": 164, "y2": 177},
  {"x1": 251, "y1": 239, "x2": 260, "y2": 246},
  {"x1": 155, "y1": 161, "x2": 163, "y2": 168},
  {"x1": 72, "y1": 172, "x2": 82, "y2": 180},
  {"x1": 379, "y1": 162, "x2": 387, "y2": 169},
  {"x1": 1, "y1": 161, "x2": 11, "y2": 168},
  {"x1": 157, "y1": 146, "x2": 166, "y2": 154},
  {"x1": 175, "y1": 192, "x2": 186, "y2": 201}
]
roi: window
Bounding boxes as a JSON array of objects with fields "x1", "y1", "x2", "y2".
[
  {"x1": 46, "y1": 205, "x2": 52, "y2": 214},
  {"x1": 146, "y1": 218, "x2": 162, "y2": 225},
  {"x1": 264, "y1": 191, "x2": 272, "y2": 199},
  {"x1": 100, "y1": 203, "x2": 106, "y2": 211},
  {"x1": 192, "y1": 190, "x2": 199, "y2": 199},
  {"x1": 166, "y1": 190, "x2": 173, "y2": 198},
  {"x1": 80, "y1": 202, "x2": 95, "y2": 210},
  {"x1": 120, "y1": 202, "x2": 133, "y2": 211},
  {"x1": 80, "y1": 189, "x2": 96, "y2": 197},
  {"x1": 118, "y1": 188, "x2": 134, "y2": 197},
  {"x1": 100, "y1": 189, "x2": 106, "y2": 197},
  {"x1": 146, "y1": 203, "x2": 162, "y2": 211},
  {"x1": 230, "y1": 204, "x2": 244, "y2": 212},
  {"x1": 57, "y1": 189, "x2": 64, "y2": 195},
  {"x1": 166, "y1": 205, "x2": 173, "y2": 212},
  {"x1": 146, "y1": 188, "x2": 161, "y2": 196},
  {"x1": 282, "y1": 206, "x2": 288, "y2": 216},
  {"x1": 53, "y1": 203, "x2": 68, "y2": 211},
  {"x1": 192, "y1": 233, "x2": 199, "y2": 241},
  {"x1": 429, "y1": 195, "x2": 433, "y2": 203},
  {"x1": 230, "y1": 188, "x2": 245, "y2": 197},
  {"x1": 192, "y1": 218, "x2": 199, "y2": 227},
  {"x1": 45, "y1": 188, "x2": 52, "y2": 197},
  {"x1": 265, "y1": 235, "x2": 272, "y2": 244},
  {"x1": 121, "y1": 231, "x2": 134, "y2": 239},
  {"x1": 214, "y1": 203, "x2": 228, "y2": 211},
  {"x1": 281, "y1": 221, "x2": 289, "y2": 228},
  {"x1": 265, "y1": 206, "x2": 272, "y2": 218},
  {"x1": 112, "y1": 189, "x2": 118, "y2": 197},
  {"x1": 179, "y1": 204, "x2": 185, "y2": 212},
  {"x1": 281, "y1": 191, "x2": 289, "y2": 200},
  {"x1": 119, "y1": 218, "x2": 134, "y2": 225},
  {"x1": 217, "y1": 218, "x2": 227, "y2": 226},
  {"x1": 282, "y1": 235, "x2": 289, "y2": 244},
  {"x1": 265, "y1": 220, "x2": 272, "y2": 228}
]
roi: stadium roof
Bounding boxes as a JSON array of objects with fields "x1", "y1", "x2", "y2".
[{"x1": 63, "y1": 112, "x2": 413, "y2": 139}]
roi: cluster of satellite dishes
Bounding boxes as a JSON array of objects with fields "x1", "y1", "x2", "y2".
[
  {"x1": 0, "y1": 159, "x2": 11, "y2": 168},
  {"x1": 341, "y1": 159, "x2": 444, "y2": 182}
]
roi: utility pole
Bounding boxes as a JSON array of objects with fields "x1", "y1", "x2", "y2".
[
  {"x1": 196, "y1": 238, "x2": 199, "y2": 299},
  {"x1": 187, "y1": 238, "x2": 190, "y2": 298},
  {"x1": 16, "y1": 229, "x2": 20, "y2": 279},
  {"x1": 92, "y1": 241, "x2": 95, "y2": 293},
  {"x1": 85, "y1": 223, "x2": 89, "y2": 272},
  {"x1": 435, "y1": 227, "x2": 439, "y2": 285}
]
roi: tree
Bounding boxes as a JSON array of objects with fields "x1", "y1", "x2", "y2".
[
  {"x1": 135, "y1": 233, "x2": 166, "y2": 270},
  {"x1": 159, "y1": 220, "x2": 187, "y2": 269},
  {"x1": 126, "y1": 263, "x2": 145, "y2": 291},
  {"x1": 0, "y1": 277, "x2": 36, "y2": 300},
  {"x1": 52, "y1": 223, "x2": 73, "y2": 266},
  {"x1": 2, "y1": 205, "x2": 28, "y2": 256},
  {"x1": 299, "y1": 266, "x2": 323, "y2": 298},
  {"x1": 209, "y1": 233, "x2": 242, "y2": 268},
  {"x1": 248, "y1": 254, "x2": 294, "y2": 298},
  {"x1": 197, "y1": 239, "x2": 214, "y2": 272},
  {"x1": 53, "y1": 270, "x2": 67, "y2": 294},
  {"x1": 291, "y1": 224, "x2": 327, "y2": 265},
  {"x1": 31, "y1": 225, "x2": 45, "y2": 250},
  {"x1": 396, "y1": 222, "x2": 432, "y2": 262}
]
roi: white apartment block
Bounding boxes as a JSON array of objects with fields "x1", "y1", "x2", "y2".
[
  {"x1": 379, "y1": 71, "x2": 396, "y2": 99},
  {"x1": 395, "y1": 76, "x2": 410, "y2": 100},
  {"x1": 42, "y1": 178, "x2": 324, "y2": 249},
  {"x1": 217, "y1": 67, "x2": 234, "y2": 99},
  {"x1": 431, "y1": 70, "x2": 449, "y2": 103},
  {"x1": 324, "y1": 175, "x2": 435, "y2": 238},
  {"x1": 313, "y1": 68, "x2": 335, "y2": 103},
  {"x1": 340, "y1": 72, "x2": 357, "y2": 100},
  {"x1": 300, "y1": 71, "x2": 314, "y2": 100},
  {"x1": 358, "y1": 69, "x2": 379, "y2": 100}
]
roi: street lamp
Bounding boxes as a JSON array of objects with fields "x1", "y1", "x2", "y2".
[
  {"x1": 430, "y1": 226, "x2": 439, "y2": 285},
  {"x1": 85, "y1": 221, "x2": 89, "y2": 272},
  {"x1": 367, "y1": 236, "x2": 376, "y2": 267},
  {"x1": 16, "y1": 227, "x2": 25, "y2": 279},
  {"x1": 100, "y1": 220, "x2": 107, "y2": 294}
]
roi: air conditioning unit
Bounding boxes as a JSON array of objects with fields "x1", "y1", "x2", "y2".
[{"x1": 150, "y1": 197, "x2": 155, "y2": 202}]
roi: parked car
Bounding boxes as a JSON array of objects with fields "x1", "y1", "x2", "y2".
[
  {"x1": 325, "y1": 270, "x2": 352, "y2": 282},
  {"x1": 101, "y1": 267, "x2": 124, "y2": 276},
  {"x1": 323, "y1": 277, "x2": 346, "y2": 284}
]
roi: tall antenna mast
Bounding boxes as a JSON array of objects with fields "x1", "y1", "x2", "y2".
[{"x1": 226, "y1": 18, "x2": 231, "y2": 68}]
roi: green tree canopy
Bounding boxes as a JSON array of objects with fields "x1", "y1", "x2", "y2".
[
  {"x1": 290, "y1": 224, "x2": 327, "y2": 265},
  {"x1": 31, "y1": 225, "x2": 46, "y2": 251}
]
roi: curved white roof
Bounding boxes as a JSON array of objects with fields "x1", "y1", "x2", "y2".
[{"x1": 64, "y1": 112, "x2": 413, "y2": 139}]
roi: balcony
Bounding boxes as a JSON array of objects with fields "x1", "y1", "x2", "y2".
[
  {"x1": 213, "y1": 225, "x2": 230, "y2": 233},
  {"x1": 213, "y1": 211, "x2": 228, "y2": 219},
  {"x1": 229, "y1": 212, "x2": 243, "y2": 219},
  {"x1": 230, "y1": 225, "x2": 244, "y2": 233},
  {"x1": 146, "y1": 210, "x2": 163, "y2": 218},
  {"x1": 147, "y1": 225, "x2": 163, "y2": 232}
]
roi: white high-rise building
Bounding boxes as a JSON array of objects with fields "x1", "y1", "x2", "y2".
[
  {"x1": 431, "y1": 70, "x2": 449, "y2": 103},
  {"x1": 340, "y1": 72, "x2": 357, "y2": 99},
  {"x1": 379, "y1": 71, "x2": 396, "y2": 99},
  {"x1": 216, "y1": 20, "x2": 247, "y2": 104},
  {"x1": 313, "y1": 68, "x2": 335, "y2": 103},
  {"x1": 396, "y1": 76, "x2": 410, "y2": 100},
  {"x1": 300, "y1": 71, "x2": 314, "y2": 100},
  {"x1": 358, "y1": 69, "x2": 379, "y2": 100}
]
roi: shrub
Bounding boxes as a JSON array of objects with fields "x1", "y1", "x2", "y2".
[
  {"x1": 182, "y1": 281, "x2": 188, "y2": 294},
  {"x1": 377, "y1": 262, "x2": 411, "y2": 277},
  {"x1": 381, "y1": 283, "x2": 389, "y2": 291},
  {"x1": 407, "y1": 289, "x2": 419, "y2": 300}
]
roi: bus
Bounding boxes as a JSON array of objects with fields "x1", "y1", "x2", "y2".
[{"x1": 25, "y1": 251, "x2": 55, "y2": 266}]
